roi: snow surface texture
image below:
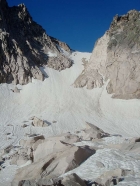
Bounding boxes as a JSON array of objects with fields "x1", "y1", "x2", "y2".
[
  {"x1": 64, "y1": 140, "x2": 140, "y2": 186},
  {"x1": 0, "y1": 51, "x2": 140, "y2": 185}
]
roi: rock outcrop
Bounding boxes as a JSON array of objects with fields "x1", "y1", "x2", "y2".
[
  {"x1": 10, "y1": 133, "x2": 80, "y2": 165},
  {"x1": 0, "y1": 0, "x2": 72, "y2": 85},
  {"x1": 93, "y1": 169, "x2": 126, "y2": 186},
  {"x1": 18, "y1": 173, "x2": 87, "y2": 186},
  {"x1": 7, "y1": 132, "x2": 94, "y2": 185},
  {"x1": 50, "y1": 36, "x2": 72, "y2": 53},
  {"x1": 61, "y1": 173, "x2": 87, "y2": 186},
  {"x1": 12, "y1": 139, "x2": 95, "y2": 185},
  {"x1": 0, "y1": 124, "x2": 138, "y2": 186},
  {"x1": 74, "y1": 10, "x2": 140, "y2": 99},
  {"x1": 10, "y1": 124, "x2": 112, "y2": 185},
  {"x1": 75, "y1": 122, "x2": 110, "y2": 141},
  {"x1": 30, "y1": 116, "x2": 48, "y2": 127}
]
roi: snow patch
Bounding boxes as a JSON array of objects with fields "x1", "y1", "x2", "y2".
[{"x1": 47, "y1": 51, "x2": 57, "y2": 57}]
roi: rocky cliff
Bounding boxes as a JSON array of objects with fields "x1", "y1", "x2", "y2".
[
  {"x1": 74, "y1": 10, "x2": 140, "y2": 99},
  {"x1": 0, "y1": 0, "x2": 72, "y2": 85}
]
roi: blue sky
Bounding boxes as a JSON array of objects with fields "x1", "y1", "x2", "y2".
[{"x1": 7, "y1": 0, "x2": 140, "y2": 52}]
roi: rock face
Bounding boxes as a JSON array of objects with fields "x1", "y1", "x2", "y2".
[
  {"x1": 74, "y1": 10, "x2": 140, "y2": 99},
  {"x1": 0, "y1": 0, "x2": 72, "y2": 85},
  {"x1": 50, "y1": 36, "x2": 72, "y2": 53}
]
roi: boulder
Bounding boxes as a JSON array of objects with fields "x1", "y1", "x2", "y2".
[
  {"x1": 76, "y1": 122, "x2": 110, "y2": 141},
  {"x1": 61, "y1": 173, "x2": 87, "y2": 186},
  {"x1": 19, "y1": 135, "x2": 45, "y2": 148},
  {"x1": 11, "y1": 87, "x2": 20, "y2": 93},
  {"x1": 11, "y1": 133, "x2": 80, "y2": 167},
  {"x1": 10, "y1": 135, "x2": 45, "y2": 166},
  {"x1": 93, "y1": 169, "x2": 126, "y2": 186},
  {"x1": 31, "y1": 117, "x2": 48, "y2": 127},
  {"x1": 18, "y1": 173, "x2": 86, "y2": 186},
  {"x1": 33, "y1": 133, "x2": 80, "y2": 162},
  {"x1": 12, "y1": 146, "x2": 95, "y2": 186}
]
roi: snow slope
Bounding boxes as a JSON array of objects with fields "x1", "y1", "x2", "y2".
[
  {"x1": 0, "y1": 51, "x2": 140, "y2": 145},
  {"x1": 64, "y1": 141, "x2": 140, "y2": 186},
  {"x1": 1, "y1": 51, "x2": 140, "y2": 185}
]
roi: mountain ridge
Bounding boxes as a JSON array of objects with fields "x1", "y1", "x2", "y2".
[
  {"x1": 0, "y1": 0, "x2": 72, "y2": 85},
  {"x1": 0, "y1": 2, "x2": 140, "y2": 185},
  {"x1": 74, "y1": 9, "x2": 140, "y2": 99}
]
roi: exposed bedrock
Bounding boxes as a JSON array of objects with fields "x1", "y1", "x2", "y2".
[
  {"x1": 11, "y1": 133, "x2": 95, "y2": 186},
  {"x1": 74, "y1": 10, "x2": 140, "y2": 99},
  {"x1": 10, "y1": 126, "x2": 138, "y2": 186},
  {"x1": 18, "y1": 173, "x2": 87, "y2": 186},
  {"x1": 0, "y1": 0, "x2": 72, "y2": 85}
]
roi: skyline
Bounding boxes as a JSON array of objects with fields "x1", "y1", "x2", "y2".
[{"x1": 7, "y1": 0, "x2": 140, "y2": 52}]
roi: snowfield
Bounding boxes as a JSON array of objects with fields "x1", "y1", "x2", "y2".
[{"x1": 0, "y1": 51, "x2": 140, "y2": 185}]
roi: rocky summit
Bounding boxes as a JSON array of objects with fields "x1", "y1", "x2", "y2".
[
  {"x1": 74, "y1": 10, "x2": 140, "y2": 99},
  {"x1": 0, "y1": 0, "x2": 72, "y2": 85}
]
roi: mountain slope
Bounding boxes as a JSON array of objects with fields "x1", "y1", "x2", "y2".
[
  {"x1": 0, "y1": 1, "x2": 140, "y2": 185},
  {"x1": 74, "y1": 10, "x2": 140, "y2": 99},
  {"x1": 0, "y1": 51, "x2": 140, "y2": 148},
  {"x1": 0, "y1": 0, "x2": 72, "y2": 85},
  {"x1": 1, "y1": 51, "x2": 140, "y2": 186}
]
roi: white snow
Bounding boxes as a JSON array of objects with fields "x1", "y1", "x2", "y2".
[
  {"x1": 47, "y1": 51, "x2": 57, "y2": 57},
  {"x1": 0, "y1": 51, "x2": 140, "y2": 140},
  {"x1": 1, "y1": 51, "x2": 140, "y2": 185},
  {"x1": 63, "y1": 147, "x2": 140, "y2": 185}
]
